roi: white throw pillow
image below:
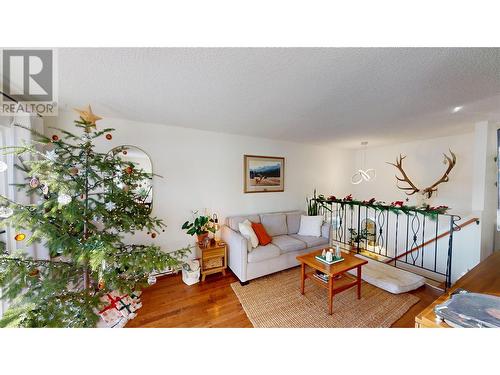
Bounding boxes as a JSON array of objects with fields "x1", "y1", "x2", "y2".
[
  {"x1": 238, "y1": 219, "x2": 259, "y2": 249},
  {"x1": 297, "y1": 215, "x2": 323, "y2": 237}
]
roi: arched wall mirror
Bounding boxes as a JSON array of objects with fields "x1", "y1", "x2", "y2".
[
  {"x1": 109, "y1": 145, "x2": 154, "y2": 210},
  {"x1": 360, "y1": 218, "x2": 376, "y2": 247}
]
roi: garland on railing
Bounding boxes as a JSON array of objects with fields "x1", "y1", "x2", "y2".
[{"x1": 313, "y1": 193, "x2": 450, "y2": 218}]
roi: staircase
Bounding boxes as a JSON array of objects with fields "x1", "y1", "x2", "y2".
[{"x1": 315, "y1": 198, "x2": 481, "y2": 290}]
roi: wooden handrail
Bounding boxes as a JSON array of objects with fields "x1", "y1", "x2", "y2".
[{"x1": 384, "y1": 217, "x2": 480, "y2": 264}]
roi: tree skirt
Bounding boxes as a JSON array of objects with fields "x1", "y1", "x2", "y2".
[{"x1": 231, "y1": 268, "x2": 419, "y2": 328}]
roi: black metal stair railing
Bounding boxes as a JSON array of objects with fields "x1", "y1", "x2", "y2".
[{"x1": 315, "y1": 199, "x2": 464, "y2": 289}]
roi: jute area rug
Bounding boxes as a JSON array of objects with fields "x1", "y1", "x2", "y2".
[{"x1": 231, "y1": 267, "x2": 419, "y2": 328}]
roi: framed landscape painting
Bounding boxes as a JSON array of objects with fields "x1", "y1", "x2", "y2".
[{"x1": 244, "y1": 155, "x2": 285, "y2": 193}]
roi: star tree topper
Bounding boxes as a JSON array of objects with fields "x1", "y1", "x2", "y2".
[{"x1": 74, "y1": 105, "x2": 102, "y2": 132}]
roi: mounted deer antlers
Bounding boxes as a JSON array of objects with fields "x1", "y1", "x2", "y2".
[{"x1": 387, "y1": 150, "x2": 456, "y2": 199}]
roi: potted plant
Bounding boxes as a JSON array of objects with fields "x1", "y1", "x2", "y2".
[
  {"x1": 306, "y1": 189, "x2": 319, "y2": 216},
  {"x1": 348, "y1": 227, "x2": 368, "y2": 250},
  {"x1": 182, "y1": 214, "x2": 216, "y2": 245}
]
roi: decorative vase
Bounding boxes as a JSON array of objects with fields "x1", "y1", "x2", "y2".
[{"x1": 197, "y1": 232, "x2": 209, "y2": 246}]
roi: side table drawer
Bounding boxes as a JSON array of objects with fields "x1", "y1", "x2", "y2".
[
  {"x1": 203, "y1": 257, "x2": 224, "y2": 270},
  {"x1": 202, "y1": 247, "x2": 225, "y2": 259}
]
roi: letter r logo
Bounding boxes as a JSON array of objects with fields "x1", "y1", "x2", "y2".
[{"x1": 2, "y1": 49, "x2": 53, "y2": 102}]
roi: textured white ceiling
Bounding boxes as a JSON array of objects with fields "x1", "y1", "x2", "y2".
[{"x1": 57, "y1": 48, "x2": 500, "y2": 148}]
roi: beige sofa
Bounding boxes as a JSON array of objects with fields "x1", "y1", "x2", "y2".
[{"x1": 222, "y1": 211, "x2": 330, "y2": 284}]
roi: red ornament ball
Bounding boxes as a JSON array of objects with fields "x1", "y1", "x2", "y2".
[
  {"x1": 51, "y1": 135, "x2": 59, "y2": 141},
  {"x1": 29, "y1": 269, "x2": 40, "y2": 277},
  {"x1": 105, "y1": 134, "x2": 112, "y2": 140},
  {"x1": 151, "y1": 233, "x2": 157, "y2": 239},
  {"x1": 122, "y1": 150, "x2": 128, "y2": 155},
  {"x1": 125, "y1": 166, "x2": 133, "y2": 174}
]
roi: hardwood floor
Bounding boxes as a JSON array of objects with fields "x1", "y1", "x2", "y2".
[
  {"x1": 127, "y1": 271, "x2": 252, "y2": 328},
  {"x1": 127, "y1": 269, "x2": 442, "y2": 328}
]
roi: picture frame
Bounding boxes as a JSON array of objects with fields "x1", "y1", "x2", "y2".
[{"x1": 244, "y1": 155, "x2": 285, "y2": 193}]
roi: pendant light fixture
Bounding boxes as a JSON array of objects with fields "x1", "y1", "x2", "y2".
[{"x1": 351, "y1": 141, "x2": 376, "y2": 185}]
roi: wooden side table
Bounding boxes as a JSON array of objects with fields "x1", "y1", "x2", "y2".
[
  {"x1": 197, "y1": 242, "x2": 227, "y2": 281},
  {"x1": 415, "y1": 252, "x2": 500, "y2": 328}
]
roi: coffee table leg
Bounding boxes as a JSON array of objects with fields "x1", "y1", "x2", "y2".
[
  {"x1": 328, "y1": 276, "x2": 333, "y2": 315},
  {"x1": 300, "y1": 263, "x2": 305, "y2": 295},
  {"x1": 357, "y1": 266, "x2": 362, "y2": 299}
]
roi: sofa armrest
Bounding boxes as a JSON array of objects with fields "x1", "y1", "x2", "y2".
[
  {"x1": 321, "y1": 222, "x2": 331, "y2": 240},
  {"x1": 222, "y1": 225, "x2": 248, "y2": 282}
]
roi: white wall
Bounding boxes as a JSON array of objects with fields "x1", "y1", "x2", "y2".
[
  {"x1": 472, "y1": 121, "x2": 498, "y2": 259},
  {"x1": 50, "y1": 112, "x2": 351, "y2": 252},
  {"x1": 349, "y1": 130, "x2": 495, "y2": 282},
  {"x1": 350, "y1": 133, "x2": 475, "y2": 215}
]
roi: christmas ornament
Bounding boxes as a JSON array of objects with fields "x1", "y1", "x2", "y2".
[
  {"x1": 45, "y1": 150, "x2": 57, "y2": 162},
  {"x1": 29, "y1": 268, "x2": 40, "y2": 277},
  {"x1": 0, "y1": 206, "x2": 14, "y2": 218},
  {"x1": 42, "y1": 185, "x2": 49, "y2": 195},
  {"x1": 105, "y1": 201, "x2": 116, "y2": 211},
  {"x1": 29, "y1": 177, "x2": 40, "y2": 188},
  {"x1": 0, "y1": 160, "x2": 7, "y2": 172},
  {"x1": 98, "y1": 279, "x2": 105, "y2": 290},
  {"x1": 14, "y1": 233, "x2": 26, "y2": 241},
  {"x1": 147, "y1": 275, "x2": 157, "y2": 285},
  {"x1": 57, "y1": 193, "x2": 72, "y2": 206},
  {"x1": 122, "y1": 150, "x2": 128, "y2": 155},
  {"x1": 51, "y1": 135, "x2": 59, "y2": 141},
  {"x1": 125, "y1": 166, "x2": 133, "y2": 175},
  {"x1": 69, "y1": 167, "x2": 79, "y2": 176},
  {"x1": 151, "y1": 233, "x2": 157, "y2": 239},
  {"x1": 105, "y1": 134, "x2": 112, "y2": 140},
  {"x1": 73, "y1": 105, "x2": 102, "y2": 132}
]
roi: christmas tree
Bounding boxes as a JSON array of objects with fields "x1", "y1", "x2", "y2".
[{"x1": 0, "y1": 106, "x2": 188, "y2": 327}]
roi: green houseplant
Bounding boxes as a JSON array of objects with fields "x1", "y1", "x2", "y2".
[
  {"x1": 182, "y1": 214, "x2": 216, "y2": 244},
  {"x1": 306, "y1": 189, "x2": 319, "y2": 216},
  {"x1": 348, "y1": 227, "x2": 368, "y2": 249}
]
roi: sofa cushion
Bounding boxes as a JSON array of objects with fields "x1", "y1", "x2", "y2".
[
  {"x1": 297, "y1": 215, "x2": 323, "y2": 237},
  {"x1": 226, "y1": 214, "x2": 261, "y2": 232},
  {"x1": 260, "y1": 213, "x2": 288, "y2": 237},
  {"x1": 247, "y1": 243, "x2": 281, "y2": 263},
  {"x1": 251, "y1": 222, "x2": 272, "y2": 246},
  {"x1": 272, "y1": 235, "x2": 306, "y2": 254},
  {"x1": 286, "y1": 211, "x2": 303, "y2": 234},
  {"x1": 291, "y1": 234, "x2": 329, "y2": 248},
  {"x1": 238, "y1": 219, "x2": 259, "y2": 249}
]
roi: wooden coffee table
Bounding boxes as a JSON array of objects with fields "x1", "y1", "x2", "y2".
[{"x1": 296, "y1": 249, "x2": 368, "y2": 315}]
